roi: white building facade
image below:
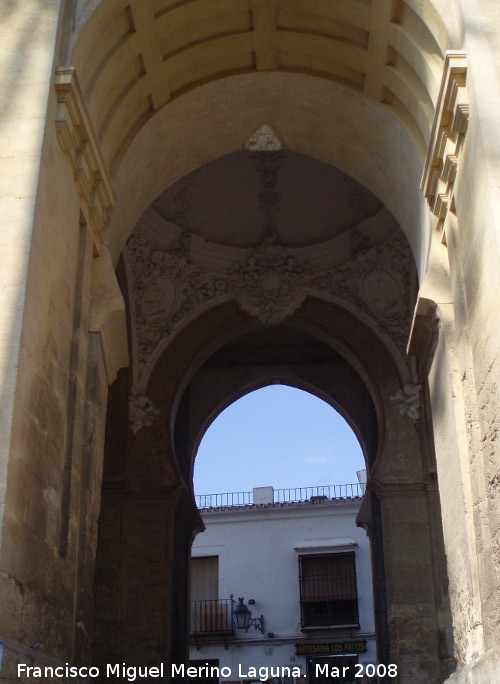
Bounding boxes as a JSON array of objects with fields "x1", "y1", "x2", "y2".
[{"x1": 189, "y1": 484, "x2": 376, "y2": 684}]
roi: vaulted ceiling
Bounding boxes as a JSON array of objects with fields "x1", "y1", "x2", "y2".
[{"x1": 71, "y1": 0, "x2": 452, "y2": 171}]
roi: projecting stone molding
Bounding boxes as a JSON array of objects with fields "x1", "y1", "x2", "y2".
[
  {"x1": 55, "y1": 68, "x2": 115, "y2": 251},
  {"x1": 421, "y1": 52, "x2": 469, "y2": 226}
]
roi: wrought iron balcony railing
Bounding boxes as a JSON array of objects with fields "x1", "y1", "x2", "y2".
[{"x1": 190, "y1": 598, "x2": 235, "y2": 636}]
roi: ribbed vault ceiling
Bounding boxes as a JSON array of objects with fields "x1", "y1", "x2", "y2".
[{"x1": 72, "y1": 0, "x2": 452, "y2": 172}]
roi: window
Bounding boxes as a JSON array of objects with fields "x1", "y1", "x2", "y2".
[
  {"x1": 191, "y1": 556, "x2": 219, "y2": 602},
  {"x1": 190, "y1": 556, "x2": 232, "y2": 634},
  {"x1": 299, "y1": 553, "x2": 359, "y2": 628}
]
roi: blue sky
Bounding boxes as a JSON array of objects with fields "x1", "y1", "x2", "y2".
[{"x1": 193, "y1": 385, "x2": 365, "y2": 496}]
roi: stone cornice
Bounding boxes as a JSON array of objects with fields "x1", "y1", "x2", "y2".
[
  {"x1": 55, "y1": 67, "x2": 115, "y2": 252},
  {"x1": 368, "y1": 478, "x2": 437, "y2": 499},
  {"x1": 421, "y1": 51, "x2": 469, "y2": 226}
]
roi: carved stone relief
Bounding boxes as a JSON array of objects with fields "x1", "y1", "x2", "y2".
[
  {"x1": 390, "y1": 383, "x2": 422, "y2": 423},
  {"x1": 126, "y1": 232, "x2": 230, "y2": 368},
  {"x1": 248, "y1": 150, "x2": 285, "y2": 241},
  {"x1": 169, "y1": 170, "x2": 201, "y2": 228},
  {"x1": 229, "y1": 238, "x2": 308, "y2": 324},
  {"x1": 309, "y1": 234, "x2": 412, "y2": 354},
  {"x1": 124, "y1": 213, "x2": 415, "y2": 384},
  {"x1": 362, "y1": 271, "x2": 403, "y2": 319},
  {"x1": 129, "y1": 395, "x2": 160, "y2": 435},
  {"x1": 245, "y1": 124, "x2": 282, "y2": 152},
  {"x1": 142, "y1": 276, "x2": 180, "y2": 326}
]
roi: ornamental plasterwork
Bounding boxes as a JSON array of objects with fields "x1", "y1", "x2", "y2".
[
  {"x1": 390, "y1": 383, "x2": 422, "y2": 423},
  {"x1": 124, "y1": 213, "x2": 414, "y2": 382},
  {"x1": 126, "y1": 231, "x2": 230, "y2": 367},
  {"x1": 151, "y1": 147, "x2": 383, "y2": 248},
  {"x1": 309, "y1": 233, "x2": 412, "y2": 352},
  {"x1": 129, "y1": 395, "x2": 160, "y2": 435},
  {"x1": 229, "y1": 239, "x2": 308, "y2": 324},
  {"x1": 249, "y1": 149, "x2": 286, "y2": 241},
  {"x1": 169, "y1": 169, "x2": 201, "y2": 226},
  {"x1": 245, "y1": 124, "x2": 282, "y2": 152}
]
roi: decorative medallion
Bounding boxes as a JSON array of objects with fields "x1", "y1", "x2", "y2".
[
  {"x1": 309, "y1": 238, "x2": 412, "y2": 353},
  {"x1": 362, "y1": 270, "x2": 404, "y2": 320},
  {"x1": 142, "y1": 276, "x2": 180, "y2": 327}
]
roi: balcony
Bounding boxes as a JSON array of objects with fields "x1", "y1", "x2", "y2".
[
  {"x1": 195, "y1": 482, "x2": 365, "y2": 509},
  {"x1": 190, "y1": 598, "x2": 235, "y2": 645}
]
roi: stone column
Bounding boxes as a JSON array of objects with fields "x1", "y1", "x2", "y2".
[
  {"x1": 93, "y1": 381, "x2": 187, "y2": 678},
  {"x1": 376, "y1": 485, "x2": 448, "y2": 684},
  {"x1": 94, "y1": 491, "x2": 179, "y2": 672}
]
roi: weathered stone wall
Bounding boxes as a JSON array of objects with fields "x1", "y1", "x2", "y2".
[
  {"x1": 0, "y1": 5, "x2": 124, "y2": 679},
  {"x1": 0, "y1": 33, "x2": 88, "y2": 676},
  {"x1": 419, "y1": 5, "x2": 500, "y2": 678},
  {"x1": 0, "y1": 0, "x2": 62, "y2": 547}
]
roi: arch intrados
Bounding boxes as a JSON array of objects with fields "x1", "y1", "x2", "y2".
[
  {"x1": 147, "y1": 297, "x2": 411, "y2": 479},
  {"x1": 68, "y1": 0, "x2": 456, "y2": 179},
  {"x1": 145, "y1": 293, "x2": 413, "y2": 422},
  {"x1": 108, "y1": 72, "x2": 430, "y2": 276},
  {"x1": 190, "y1": 380, "x2": 369, "y2": 486},
  {"x1": 137, "y1": 281, "x2": 413, "y2": 394},
  {"x1": 67, "y1": 0, "x2": 460, "y2": 278}
]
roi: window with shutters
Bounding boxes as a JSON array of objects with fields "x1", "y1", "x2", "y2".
[
  {"x1": 191, "y1": 556, "x2": 219, "y2": 603},
  {"x1": 299, "y1": 553, "x2": 359, "y2": 629},
  {"x1": 190, "y1": 556, "x2": 233, "y2": 634}
]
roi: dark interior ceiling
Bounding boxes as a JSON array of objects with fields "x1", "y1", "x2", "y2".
[{"x1": 152, "y1": 149, "x2": 383, "y2": 248}]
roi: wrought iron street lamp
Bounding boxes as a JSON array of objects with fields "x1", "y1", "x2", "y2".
[{"x1": 233, "y1": 597, "x2": 264, "y2": 633}]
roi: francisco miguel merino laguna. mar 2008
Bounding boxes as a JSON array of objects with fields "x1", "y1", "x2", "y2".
[{"x1": 17, "y1": 662, "x2": 305, "y2": 681}]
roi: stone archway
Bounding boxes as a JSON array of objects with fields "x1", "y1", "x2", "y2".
[
  {"x1": 1, "y1": 3, "x2": 499, "y2": 684},
  {"x1": 97, "y1": 291, "x2": 454, "y2": 683},
  {"x1": 94, "y1": 139, "x2": 455, "y2": 681}
]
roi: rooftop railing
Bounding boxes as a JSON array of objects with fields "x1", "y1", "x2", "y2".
[{"x1": 195, "y1": 482, "x2": 365, "y2": 509}]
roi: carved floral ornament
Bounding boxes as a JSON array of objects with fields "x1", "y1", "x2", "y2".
[
  {"x1": 124, "y1": 218, "x2": 414, "y2": 386},
  {"x1": 390, "y1": 383, "x2": 422, "y2": 423},
  {"x1": 129, "y1": 395, "x2": 159, "y2": 435},
  {"x1": 245, "y1": 124, "x2": 282, "y2": 152}
]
